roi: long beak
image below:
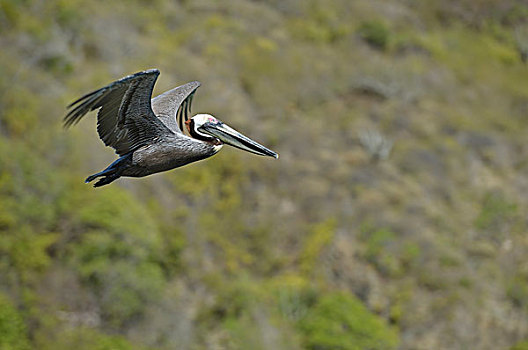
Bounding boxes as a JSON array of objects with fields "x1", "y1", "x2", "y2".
[{"x1": 199, "y1": 122, "x2": 279, "y2": 159}]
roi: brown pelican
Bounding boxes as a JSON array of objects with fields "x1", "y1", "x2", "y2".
[{"x1": 64, "y1": 69, "x2": 278, "y2": 187}]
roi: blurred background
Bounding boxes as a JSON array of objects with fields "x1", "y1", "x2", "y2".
[{"x1": 1, "y1": 0, "x2": 528, "y2": 349}]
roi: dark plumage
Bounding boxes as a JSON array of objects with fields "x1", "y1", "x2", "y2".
[{"x1": 65, "y1": 69, "x2": 278, "y2": 187}]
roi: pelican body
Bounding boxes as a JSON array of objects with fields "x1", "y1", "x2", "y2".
[{"x1": 64, "y1": 69, "x2": 278, "y2": 187}]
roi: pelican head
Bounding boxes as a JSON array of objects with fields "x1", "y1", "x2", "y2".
[{"x1": 186, "y1": 114, "x2": 278, "y2": 158}]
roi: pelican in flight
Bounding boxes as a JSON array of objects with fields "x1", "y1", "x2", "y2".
[{"x1": 64, "y1": 69, "x2": 278, "y2": 187}]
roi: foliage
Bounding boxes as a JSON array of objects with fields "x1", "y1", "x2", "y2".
[
  {"x1": 0, "y1": 294, "x2": 30, "y2": 350},
  {"x1": 300, "y1": 219, "x2": 336, "y2": 275},
  {"x1": 62, "y1": 187, "x2": 166, "y2": 328},
  {"x1": 358, "y1": 20, "x2": 390, "y2": 50},
  {"x1": 37, "y1": 328, "x2": 142, "y2": 350},
  {"x1": 359, "y1": 225, "x2": 422, "y2": 278},
  {"x1": 512, "y1": 340, "x2": 528, "y2": 350},
  {"x1": 507, "y1": 275, "x2": 528, "y2": 309},
  {"x1": 298, "y1": 292, "x2": 399, "y2": 350},
  {"x1": 474, "y1": 191, "x2": 520, "y2": 242},
  {"x1": 1, "y1": 0, "x2": 528, "y2": 349}
]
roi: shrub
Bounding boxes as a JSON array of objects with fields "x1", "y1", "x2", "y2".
[
  {"x1": 298, "y1": 292, "x2": 399, "y2": 350},
  {"x1": 0, "y1": 294, "x2": 30, "y2": 350},
  {"x1": 358, "y1": 20, "x2": 390, "y2": 50},
  {"x1": 474, "y1": 192, "x2": 519, "y2": 242},
  {"x1": 512, "y1": 340, "x2": 528, "y2": 350}
]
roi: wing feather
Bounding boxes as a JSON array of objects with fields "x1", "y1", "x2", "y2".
[
  {"x1": 64, "y1": 69, "x2": 172, "y2": 156},
  {"x1": 151, "y1": 81, "x2": 200, "y2": 134}
]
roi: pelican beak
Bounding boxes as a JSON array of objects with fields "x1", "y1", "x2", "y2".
[{"x1": 199, "y1": 121, "x2": 279, "y2": 159}]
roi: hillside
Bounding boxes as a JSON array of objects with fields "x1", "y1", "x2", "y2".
[{"x1": 1, "y1": 1, "x2": 528, "y2": 349}]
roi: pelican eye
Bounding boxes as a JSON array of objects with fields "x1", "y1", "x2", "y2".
[{"x1": 189, "y1": 119, "x2": 216, "y2": 142}]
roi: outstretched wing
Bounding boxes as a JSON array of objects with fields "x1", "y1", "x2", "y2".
[
  {"x1": 151, "y1": 81, "x2": 200, "y2": 134},
  {"x1": 64, "y1": 69, "x2": 172, "y2": 156}
]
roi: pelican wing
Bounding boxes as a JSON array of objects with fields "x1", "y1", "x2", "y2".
[
  {"x1": 151, "y1": 81, "x2": 200, "y2": 134},
  {"x1": 64, "y1": 69, "x2": 172, "y2": 156}
]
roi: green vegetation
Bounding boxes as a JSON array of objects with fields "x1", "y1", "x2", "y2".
[
  {"x1": 512, "y1": 341, "x2": 528, "y2": 350},
  {"x1": 36, "y1": 328, "x2": 140, "y2": 350},
  {"x1": 0, "y1": 294, "x2": 30, "y2": 350},
  {"x1": 358, "y1": 20, "x2": 390, "y2": 50},
  {"x1": 299, "y1": 293, "x2": 399, "y2": 350},
  {"x1": 1, "y1": 0, "x2": 528, "y2": 349}
]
